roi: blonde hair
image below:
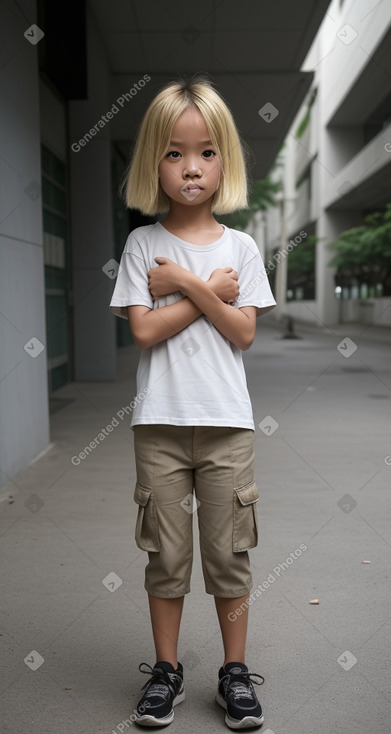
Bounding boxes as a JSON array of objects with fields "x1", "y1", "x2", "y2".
[{"x1": 119, "y1": 74, "x2": 249, "y2": 216}]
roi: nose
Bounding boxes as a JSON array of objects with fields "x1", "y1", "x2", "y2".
[
  {"x1": 184, "y1": 158, "x2": 202, "y2": 178},
  {"x1": 184, "y1": 170, "x2": 201, "y2": 180}
]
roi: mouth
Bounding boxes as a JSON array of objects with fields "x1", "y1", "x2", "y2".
[{"x1": 181, "y1": 184, "x2": 203, "y2": 200}]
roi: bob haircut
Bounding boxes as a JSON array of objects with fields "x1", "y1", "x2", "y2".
[{"x1": 119, "y1": 75, "x2": 249, "y2": 216}]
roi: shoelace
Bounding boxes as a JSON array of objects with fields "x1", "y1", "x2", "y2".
[
  {"x1": 222, "y1": 670, "x2": 265, "y2": 700},
  {"x1": 139, "y1": 662, "x2": 181, "y2": 700}
]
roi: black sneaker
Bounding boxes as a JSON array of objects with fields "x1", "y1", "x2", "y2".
[
  {"x1": 216, "y1": 662, "x2": 265, "y2": 729},
  {"x1": 135, "y1": 661, "x2": 185, "y2": 726}
]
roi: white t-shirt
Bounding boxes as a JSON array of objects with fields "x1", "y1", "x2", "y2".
[{"x1": 109, "y1": 221, "x2": 276, "y2": 429}]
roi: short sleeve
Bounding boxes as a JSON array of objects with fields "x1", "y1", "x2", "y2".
[
  {"x1": 109, "y1": 233, "x2": 153, "y2": 320},
  {"x1": 236, "y1": 235, "x2": 277, "y2": 316}
]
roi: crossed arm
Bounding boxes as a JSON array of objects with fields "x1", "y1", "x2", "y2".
[{"x1": 127, "y1": 257, "x2": 257, "y2": 351}]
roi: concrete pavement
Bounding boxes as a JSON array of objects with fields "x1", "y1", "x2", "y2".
[{"x1": 1, "y1": 316, "x2": 391, "y2": 734}]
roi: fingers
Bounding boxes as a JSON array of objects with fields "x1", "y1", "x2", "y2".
[{"x1": 220, "y1": 267, "x2": 238, "y2": 279}]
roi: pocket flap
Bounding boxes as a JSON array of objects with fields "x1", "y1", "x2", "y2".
[
  {"x1": 133, "y1": 483, "x2": 152, "y2": 507},
  {"x1": 234, "y1": 481, "x2": 259, "y2": 506}
]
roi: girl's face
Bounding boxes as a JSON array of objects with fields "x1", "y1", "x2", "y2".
[{"x1": 158, "y1": 106, "x2": 221, "y2": 207}]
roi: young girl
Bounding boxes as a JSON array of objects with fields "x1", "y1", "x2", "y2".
[{"x1": 109, "y1": 75, "x2": 276, "y2": 730}]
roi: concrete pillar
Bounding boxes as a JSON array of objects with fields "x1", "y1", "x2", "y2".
[
  {"x1": 68, "y1": 6, "x2": 116, "y2": 381},
  {"x1": 316, "y1": 210, "x2": 358, "y2": 325},
  {"x1": 273, "y1": 198, "x2": 288, "y2": 321},
  {"x1": 0, "y1": 1, "x2": 50, "y2": 487},
  {"x1": 245, "y1": 210, "x2": 266, "y2": 260}
]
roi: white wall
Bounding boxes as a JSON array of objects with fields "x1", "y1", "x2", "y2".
[
  {"x1": 0, "y1": 0, "x2": 50, "y2": 488},
  {"x1": 341, "y1": 298, "x2": 391, "y2": 326},
  {"x1": 323, "y1": 122, "x2": 391, "y2": 209},
  {"x1": 321, "y1": 0, "x2": 391, "y2": 127}
]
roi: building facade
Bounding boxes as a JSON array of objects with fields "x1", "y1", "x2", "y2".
[
  {"x1": 1, "y1": 0, "x2": 334, "y2": 487},
  {"x1": 262, "y1": 0, "x2": 391, "y2": 328}
]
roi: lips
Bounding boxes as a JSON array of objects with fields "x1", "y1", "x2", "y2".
[{"x1": 181, "y1": 184, "x2": 203, "y2": 200}]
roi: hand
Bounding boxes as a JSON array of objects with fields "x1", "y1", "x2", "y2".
[
  {"x1": 148, "y1": 257, "x2": 188, "y2": 299},
  {"x1": 207, "y1": 267, "x2": 240, "y2": 304}
]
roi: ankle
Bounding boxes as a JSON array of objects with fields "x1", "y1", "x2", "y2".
[{"x1": 156, "y1": 658, "x2": 179, "y2": 670}]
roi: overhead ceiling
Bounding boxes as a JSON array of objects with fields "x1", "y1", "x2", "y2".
[{"x1": 89, "y1": 0, "x2": 331, "y2": 178}]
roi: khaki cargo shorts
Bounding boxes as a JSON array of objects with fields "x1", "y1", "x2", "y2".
[{"x1": 132, "y1": 425, "x2": 259, "y2": 598}]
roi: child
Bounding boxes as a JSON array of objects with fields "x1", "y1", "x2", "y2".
[{"x1": 109, "y1": 75, "x2": 276, "y2": 730}]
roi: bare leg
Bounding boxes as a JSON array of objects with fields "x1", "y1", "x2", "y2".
[
  {"x1": 214, "y1": 594, "x2": 249, "y2": 667},
  {"x1": 148, "y1": 593, "x2": 184, "y2": 669}
]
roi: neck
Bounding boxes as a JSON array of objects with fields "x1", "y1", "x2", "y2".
[{"x1": 162, "y1": 200, "x2": 218, "y2": 230}]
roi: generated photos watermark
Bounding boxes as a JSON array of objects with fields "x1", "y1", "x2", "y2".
[
  {"x1": 71, "y1": 75, "x2": 151, "y2": 152},
  {"x1": 24, "y1": 650, "x2": 44, "y2": 670},
  {"x1": 111, "y1": 702, "x2": 150, "y2": 732},
  {"x1": 228, "y1": 544, "x2": 308, "y2": 621},
  {"x1": 265, "y1": 230, "x2": 308, "y2": 276},
  {"x1": 24, "y1": 24, "x2": 44, "y2": 45},
  {"x1": 71, "y1": 388, "x2": 150, "y2": 466},
  {"x1": 237, "y1": 230, "x2": 308, "y2": 304}
]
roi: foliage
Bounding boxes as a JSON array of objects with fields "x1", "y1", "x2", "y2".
[
  {"x1": 295, "y1": 108, "x2": 311, "y2": 139},
  {"x1": 328, "y1": 203, "x2": 391, "y2": 294},
  {"x1": 219, "y1": 176, "x2": 281, "y2": 230},
  {"x1": 295, "y1": 87, "x2": 317, "y2": 139},
  {"x1": 287, "y1": 235, "x2": 318, "y2": 299},
  {"x1": 287, "y1": 235, "x2": 317, "y2": 278}
]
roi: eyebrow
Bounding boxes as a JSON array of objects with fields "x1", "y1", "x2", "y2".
[{"x1": 169, "y1": 139, "x2": 214, "y2": 145}]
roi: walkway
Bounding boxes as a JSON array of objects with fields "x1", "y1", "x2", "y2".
[{"x1": 1, "y1": 317, "x2": 390, "y2": 734}]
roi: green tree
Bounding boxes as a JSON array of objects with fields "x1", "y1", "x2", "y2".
[
  {"x1": 328, "y1": 203, "x2": 391, "y2": 295},
  {"x1": 287, "y1": 235, "x2": 318, "y2": 299},
  {"x1": 219, "y1": 176, "x2": 282, "y2": 231}
]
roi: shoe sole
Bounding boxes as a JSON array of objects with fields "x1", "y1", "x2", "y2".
[
  {"x1": 135, "y1": 689, "x2": 185, "y2": 727},
  {"x1": 216, "y1": 691, "x2": 264, "y2": 729}
]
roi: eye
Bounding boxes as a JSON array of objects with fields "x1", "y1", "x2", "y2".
[
  {"x1": 166, "y1": 151, "x2": 181, "y2": 159},
  {"x1": 202, "y1": 150, "x2": 216, "y2": 158}
]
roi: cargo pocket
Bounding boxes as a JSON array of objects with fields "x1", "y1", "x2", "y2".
[
  {"x1": 133, "y1": 483, "x2": 160, "y2": 552},
  {"x1": 233, "y1": 481, "x2": 259, "y2": 552}
]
